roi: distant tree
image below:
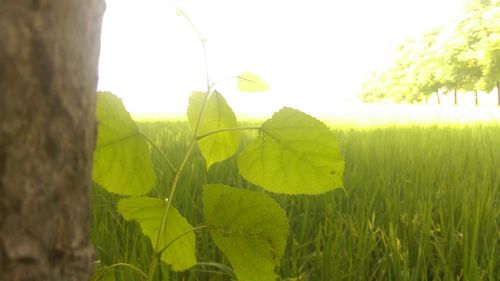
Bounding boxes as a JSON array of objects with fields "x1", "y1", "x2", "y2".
[
  {"x1": 364, "y1": 33, "x2": 444, "y2": 104},
  {"x1": 438, "y1": 0, "x2": 500, "y2": 106},
  {"x1": 359, "y1": 71, "x2": 388, "y2": 102},
  {"x1": 476, "y1": 5, "x2": 500, "y2": 105},
  {"x1": 411, "y1": 28, "x2": 447, "y2": 105},
  {"x1": 390, "y1": 38, "x2": 423, "y2": 103},
  {"x1": 439, "y1": 15, "x2": 484, "y2": 106},
  {"x1": 359, "y1": 0, "x2": 500, "y2": 106}
]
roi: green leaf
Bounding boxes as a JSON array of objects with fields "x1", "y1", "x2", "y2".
[
  {"x1": 238, "y1": 107, "x2": 344, "y2": 194},
  {"x1": 93, "y1": 92, "x2": 155, "y2": 195},
  {"x1": 187, "y1": 91, "x2": 240, "y2": 168},
  {"x1": 237, "y1": 72, "x2": 270, "y2": 92},
  {"x1": 117, "y1": 197, "x2": 196, "y2": 271},
  {"x1": 203, "y1": 184, "x2": 288, "y2": 281}
]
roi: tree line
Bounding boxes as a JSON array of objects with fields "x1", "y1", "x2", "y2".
[{"x1": 360, "y1": 0, "x2": 500, "y2": 106}]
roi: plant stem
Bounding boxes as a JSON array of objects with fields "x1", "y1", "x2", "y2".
[
  {"x1": 145, "y1": 12, "x2": 214, "y2": 278},
  {"x1": 146, "y1": 257, "x2": 159, "y2": 281},
  {"x1": 146, "y1": 86, "x2": 212, "y2": 281},
  {"x1": 196, "y1": 126, "x2": 261, "y2": 141},
  {"x1": 209, "y1": 75, "x2": 255, "y2": 90},
  {"x1": 202, "y1": 42, "x2": 210, "y2": 92},
  {"x1": 96, "y1": 262, "x2": 148, "y2": 281},
  {"x1": 158, "y1": 225, "x2": 207, "y2": 255},
  {"x1": 194, "y1": 262, "x2": 236, "y2": 278},
  {"x1": 141, "y1": 132, "x2": 176, "y2": 174}
]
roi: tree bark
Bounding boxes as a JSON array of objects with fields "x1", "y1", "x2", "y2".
[
  {"x1": 436, "y1": 91, "x2": 441, "y2": 105},
  {"x1": 0, "y1": 1, "x2": 105, "y2": 281},
  {"x1": 474, "y1": 90, "x2": 479, "y2": 106},
  {"x1": 454, "y1": 88, "x2": 458, "y2": 105}
]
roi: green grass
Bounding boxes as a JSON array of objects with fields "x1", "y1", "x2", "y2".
[{"x1": 92, "y1": 121, "x2": 499, "y2": 281}]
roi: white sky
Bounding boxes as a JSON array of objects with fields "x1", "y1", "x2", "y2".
[{"x1": 98, "y1": 0, "x2": 468, "y2": 116}]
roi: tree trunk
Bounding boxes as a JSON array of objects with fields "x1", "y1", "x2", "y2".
[
  {"x1": 454, "y1": 89, "x2": 458, "y2": 105},
  {"x1": 0, "y1": 1, "x2": 105, "y2": 281},
  {"x1": 474, "y1": 90, "x2": 479, "y2": 106},
  {"x1": 436, "y1": 91, "x2": 441, "y2": 105}
]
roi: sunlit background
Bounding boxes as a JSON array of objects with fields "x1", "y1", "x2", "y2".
[{"x1": 98, "y1": 0, "x2": 499, "y2": 121}]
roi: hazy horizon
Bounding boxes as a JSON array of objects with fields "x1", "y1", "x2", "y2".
[{"x1": 97, "y1": 0, "x2": 490, "y2": 117}]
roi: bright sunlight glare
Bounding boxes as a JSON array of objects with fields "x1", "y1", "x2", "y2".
[{"x1": 96, "y1": 0, "x2": 498, "y2": 120}]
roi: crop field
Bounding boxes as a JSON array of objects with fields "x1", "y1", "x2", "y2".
[{"x1": 92, "y1": 118, "x2": 499, "y2": 281}]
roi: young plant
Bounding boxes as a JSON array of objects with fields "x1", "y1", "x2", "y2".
[{"x1": 91, "y1": 8, "x2": 344, "y2": 281}]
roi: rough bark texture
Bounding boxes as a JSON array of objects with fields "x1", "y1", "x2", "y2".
[{"x1": 0, "y1": 1, "x2": 105, "y2": 280}]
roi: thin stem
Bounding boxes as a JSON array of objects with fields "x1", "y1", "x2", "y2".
[
  {"x1": 146, "y1": 90, "x2": 211, "y2": 281},
  {"x1": 196, "y1": 126, "x2": 261, "y2": 141},
  {"x1": 96, "y1": 262, "x2": 148, "y2": 281},
  {"x1": 202, "y1": 42, "x2": 210, "y2": 92},
  {"x1": 195, "y1": 262, "x2": 233, "y2": 271},
  {"x1": 193, "y1": 262, "x2": 236, "y2": 278},
  {"x1": 158, "y1": 225, "x2": 207, "y2": 255},
  {"x1": 209, "y1": 75, "x2": 257, "y2": 92},
  {"x1": 141, "y1": 132, "x2": 176, "y2": 174},
  {"x1": 146, "y1": 256, "x2": 159, "y2": 281},
  {"x1": 146, "y1": 7, "x2": 213, "y2": 280},
  {"x1": 209, "y1": 76, "x2": 239, "y2": 92},
  {"x1": 175, "y1": 4, "x2": 210, "y2": 92}
]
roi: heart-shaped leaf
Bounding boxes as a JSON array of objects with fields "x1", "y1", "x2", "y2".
[
  {"x1": 187, "y1": 91, "x2": 240, "y2": 168},
  {"x1": 203, "y1": 184, "x2": 288, "y2": 281},
  {"x1": 93, "y1": 92, "x2": 155, "y2": 195},
  {"x1": 117, "y1": 197, "x2": 196, "y2": 271},
  {"x1": 238, "y1": 107, "x2": 344, "y2": 194},
  {"x1": 237, "y1": 72, "x2": 270, "y2": 92}
]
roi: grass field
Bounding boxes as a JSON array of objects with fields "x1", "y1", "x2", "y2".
[{"x1": 91, "y1": 117, "x2": 499, "y2": 281}]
